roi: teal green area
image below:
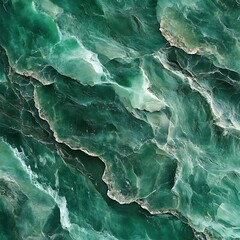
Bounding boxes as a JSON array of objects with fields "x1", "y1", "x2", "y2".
[
  {"x1": 0, "y1": 0, "x2": 240, "y2": 239},
  {"x1": 0, "y1": 46, "x2": 196, "y2": 240}
]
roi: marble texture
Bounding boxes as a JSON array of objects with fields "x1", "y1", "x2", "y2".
[{"x1": 0, "y1": 0, "x2": 240, "y2": 239}]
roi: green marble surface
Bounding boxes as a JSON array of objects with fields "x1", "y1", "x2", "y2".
[{"x1": 0, "y1": 0, "x2": 240, "y2": 239}]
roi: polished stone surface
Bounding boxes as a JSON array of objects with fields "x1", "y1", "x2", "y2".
[{"x1": 0, "y1": 1, "x2": 239, "y2": 239}]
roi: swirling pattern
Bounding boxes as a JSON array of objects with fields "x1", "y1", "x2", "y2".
[{"x1": 0, "y1": 1, "x2": 239, "y2": 239}]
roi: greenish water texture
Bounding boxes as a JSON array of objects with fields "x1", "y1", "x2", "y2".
[{"x1": 0, "y1": 0, "x2": 239, "y2": 239}]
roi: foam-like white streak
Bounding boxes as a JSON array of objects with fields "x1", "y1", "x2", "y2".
[
  {"x1": 12, "y1": 147, "x2": 72, "y2": 229},
  {"x1": 71, "y1": 36, "x2": 104, "y2": 75},
  {"x1": 45, "y1": 35, "x2": 111, "y2": 86},
  {"x1": 11, "y1": 144, "x2": 118, "y2": 240}
]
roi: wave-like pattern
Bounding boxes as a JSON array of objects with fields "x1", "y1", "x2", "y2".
[{"x1": 0, "y1": 0, "x2": 240, "y2": 239}]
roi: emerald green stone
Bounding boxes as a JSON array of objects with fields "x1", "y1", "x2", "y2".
[{"x1": 0, "y1": 0, "x2": 239, "y2": 239}]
